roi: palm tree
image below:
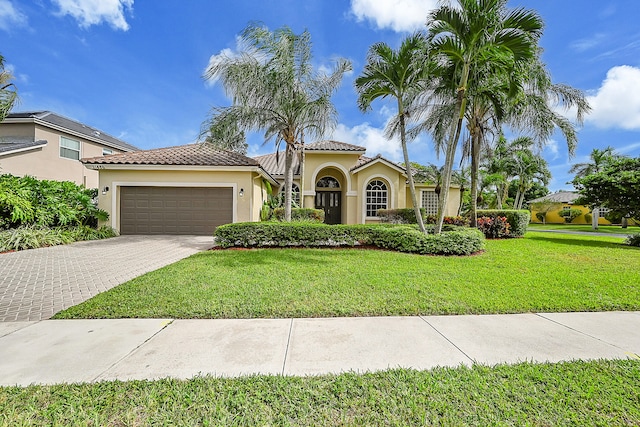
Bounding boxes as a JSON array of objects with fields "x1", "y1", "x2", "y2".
[
  {"x1": 202, "y1": 24, "x2": 351, "y2": 221},
  {"x1": 451, "y1": 165, "x2": 470, "y2": 215},
  {"x1": 355, "y1": 33, "x2": 430, "y2": 233},
  {"x1": 507, "y1": 144, "x2": 551, "y2": 209},
  {"x1": 569, "y1": 146, "x2": 618, "y2": 179},
  {"x1": 0, "y1": 54, "x2": 18, "y2": 121},
  {"x1": 424, "y1": 0, "x2": 544, "y2": 233}
]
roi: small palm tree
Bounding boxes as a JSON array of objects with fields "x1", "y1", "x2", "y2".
[
  {"x1": 355, "y1": 33, "x2": 430, "y2": 233},
  {"x1": 202, "y1": 24, "x2": 351, "y2": 221},
  {"x1": 570, "y1": 146, "x2": 619, "y2": 179}
]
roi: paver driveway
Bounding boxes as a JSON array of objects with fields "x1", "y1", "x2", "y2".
[{"x1": 0, "y1": 235, "x2": 213, "y2": 321}]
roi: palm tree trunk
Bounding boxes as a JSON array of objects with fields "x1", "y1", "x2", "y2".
[
  {"x1": 284, "y1": 143, "x2": 295, "y2": 221},
  {"x1": 436, "y1": 62, "x2": 469, "y2": 234},
  {"x1": 469, "y1": 131, "x2": 481, "y2": 227},
  {"x1": 399, "y1": 107, "x2": 427, "y2": 234}
]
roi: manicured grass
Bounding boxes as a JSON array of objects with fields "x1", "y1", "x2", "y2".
[
  {"x1": 528, "y1": 223, "x2": 640, "y2": 234},
  {"x1": 1, "y1": 360, "x2": 638, "y2": 426},
  {"x1": 54, "y1": 232, "x2": 640, "y2": 319}
]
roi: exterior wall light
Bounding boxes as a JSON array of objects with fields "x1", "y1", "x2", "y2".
[
  {"x1": 239, "y1": 188, "x2": 244, "y2": 197},
  {"x1": 102, "y1": 186, "x2": 109, "y2": 195}
]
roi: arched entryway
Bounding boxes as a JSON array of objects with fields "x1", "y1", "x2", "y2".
[{"x1": 315, "y1": 175, "x2": 342, "y2": 224}]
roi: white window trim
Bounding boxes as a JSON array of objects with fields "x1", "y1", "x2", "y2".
[
  {"x1": 361, "y1": 174, "x2": 395, "y2": 223},
  {"x1": 60, "y1": 136, "x2": 81, "y2": 161}
]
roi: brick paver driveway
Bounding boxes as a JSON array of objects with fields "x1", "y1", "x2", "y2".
[{"x1": 0, "y1": 235, "x2": 213, "y2": 321}]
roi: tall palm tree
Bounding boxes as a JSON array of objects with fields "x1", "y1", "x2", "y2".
[
  {"x1": 0, "y1": 54, "x2": 18, "y2": 121},
  {"x1": 569, "y1": 146, "x2": 619, "y2": 179},
  {"x1": 355, "y1": 33, "x2": 430, "y2": 233},
  {"x1": 423, "y1": 0, "x2": 544, "y2": 233},
  {"x1": 202, "y1": 24, "x2": 351, "y2": 221}
]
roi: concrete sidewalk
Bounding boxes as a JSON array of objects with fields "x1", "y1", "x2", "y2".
[{"x1": 1, "y1": 312, "x2": 639, "y2": 387}]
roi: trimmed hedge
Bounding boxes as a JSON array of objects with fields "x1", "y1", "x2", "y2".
[
  {"x1": 377, "y1": 209, "x2": 469, "y2": 227},
  {"x1": 214, "y1": 223, "x2": 485, "y2": 256},
  {"x1": 272, "y1": 208, "x2": 325, "y2": 223},
  {"x1": 476, "y1": 210, "x2": 529, "y2": 237}
]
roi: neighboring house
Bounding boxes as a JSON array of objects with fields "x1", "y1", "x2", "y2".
[
  {"x1": 528, "y1": 191, "x2": 612, "y2": 225},
  {"x1": 83, "y1": 140, "x2": 461, "y2": 235},
  {"x1": 0, "y1": 111, "x2": 138, "y2": 188}
]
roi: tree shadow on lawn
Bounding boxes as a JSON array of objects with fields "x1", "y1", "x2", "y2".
[{"x1": 526, "y1": 234, "x2": 637, "y2": 251}]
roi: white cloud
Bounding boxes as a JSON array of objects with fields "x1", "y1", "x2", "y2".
[
  {"x1": 586, "y1": 65, "x2": 640, "y2": 130},
  {"x1": 570, "y1": 33, "x2": 606, "y2": 53},
  {"x1": 0, "y1": 0, "x2": 27, "y2": 31},
  {"x1": 52, "y1": 0, "x2": 133, "y2": 31},
  {"x1": 332, "y1": 122, "x2": 402, "y2": 161},
  {"x1": 350, "y1": 0, "x2": 438, "y2": 32}
]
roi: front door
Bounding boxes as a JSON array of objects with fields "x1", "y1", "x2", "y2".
[{"x1": 315, "y1": 191, "x2": 342, "y2": 224}]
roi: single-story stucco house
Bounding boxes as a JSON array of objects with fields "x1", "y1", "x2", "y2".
[{"x1": 82, "y1": 140, "x2": 461, "y2": 235}]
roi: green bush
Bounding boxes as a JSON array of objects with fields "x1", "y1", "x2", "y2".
[
  {"x1": 558, "y1": 208, "x2": 583, "y2": 223},
  {"x1": 0, "y1": 225, "x2": 118, "y2": 252},
  {"x1": 535, "y1": 212, "x2": 546, "y2": 222},
  {"x1": 624, "y1": 233, "x2": 640, "y2": 247},
  {"x1": 584, "y1": 213, "x2": 592, "y2": 224},
  {"x1": 214, "y1": 223, "x2": 485, "y2": 256},
  {"x1": 377, "y1": 209, "x2": 469, "y2": 227},
  {"x1": 0, "y1": 174, "x2": 108, "y2": 229},
  {"x1": 272, "y1": 208, "x2": 325, "y2": 223},
  {"x1": 377, "y1": 208, "x2": 425, "y2": 224},
  {"x1": 476, "y1": 210, "x2": 529, "y2": 237}
]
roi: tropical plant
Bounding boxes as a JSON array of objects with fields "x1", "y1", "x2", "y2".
[
  {"x1": 569, "y1": 146, "x2": 620, "y2": 180},
  {"x1": 451, "y1": 165, "x2": 470, "y2": 215},
  {"x1": 558, "y1": 208, "x2": 583, "y2": 223},
  {"x1": 0, "y1": 54, "x2": 18, "y2": 121},
  {"x1": 202, "y1": 24, "x2": 351, "y2": 221},
  {"x1": 421, "y1": 0, "x2": 544, "y2": 234},
  {"x1": 355, "y1": 33, "x2": 430, "y2": 233},
  {"x1": 573, "y1": 157, "x2": 640, "y2": 222}
]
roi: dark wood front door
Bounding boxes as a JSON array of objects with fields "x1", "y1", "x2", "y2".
[{"x1": 315, "y1": 191, "x2": 342, "y2": 224}]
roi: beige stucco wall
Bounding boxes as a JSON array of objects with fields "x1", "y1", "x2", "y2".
[
  {"x1": 0, "y1": 123, "x2": 125, "y2": 188},
  {"x1": 95, "y1": 168, "x2": 262, "y2": 232},
  {"x1": 408, "y1": 185, "x2": 462, "y2": 217}
]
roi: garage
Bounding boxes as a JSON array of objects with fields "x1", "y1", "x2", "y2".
[{"x1": 120, "y1": 186, "x2": 233, "y2": 235}]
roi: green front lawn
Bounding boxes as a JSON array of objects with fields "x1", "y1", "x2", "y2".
[
  {"x1": 1, "y1": 360, "x2": 638, "y2": 426},
  {"x1": 528, "y1": 223, "x2": 640, "y2": 234},
  {"x1": 54, "y1": 232, "x2": 640, "y2": 319}
]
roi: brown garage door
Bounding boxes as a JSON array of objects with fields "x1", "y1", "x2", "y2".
[{"x1": 120, "y1": 186, "x2": 233, "y2": 235}]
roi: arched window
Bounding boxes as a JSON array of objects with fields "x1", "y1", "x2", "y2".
[
  {"x1": 316, "y1": 176, "x2": 340, "y2": 189},
  {"x1": 366, "y1": 180, "x2": 388, "y2": 217},
  {"x1": 280, "y1": 182, "x2": 301, "y2": 206}
]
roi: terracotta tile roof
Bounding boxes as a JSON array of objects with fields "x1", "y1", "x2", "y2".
[
  {"x1": 82, "y1": 143, "x2": 259, "y2": 166},
  {"x1": 253, "y1": 152, "x2": 300, "y2": 176},
  {"x1": 306, "y1": 140, "x2": 366, "y2": 152},
  {"x1": 350, "y1": 154, "x2": 407, "y2": 174},
  {"x1": 528, "y1": 191, "x2": 580, "y2": 204}
]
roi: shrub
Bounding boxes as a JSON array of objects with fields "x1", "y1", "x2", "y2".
[
  {"x1": 214, "y1": 223, "x2": 484, "y2": 256},
  {"x1": 377, "y1": 208, "x2": 425, "y2": 224},
  {"x1": 272, "y1": 208, "x2": 325, "y2": 223},
  {"x1": 584, "y1": 213, "x2": 592, "y2": 224},
  {"x1": 624, "y1": 233, "x2": 640, "y2": 247},
  {"x1": 558, "y1": 208, "x2": 583, "y2": 223},
  {"x1": 377, "y1": 209, "x2": 469, "y2": 227},
  {"x1": 535, "y1": 212, "x2": 546, "y2": 222},
  {"x1": 476, "y1": 216, "x2": 510, "y2": 239},
  {"x1": 476, "y1": 210, "x2": 529, "y2": 237},
  {"x1": 0, "y1": 225, "x2": 118, "y2": 252},
  {"x1": 0, "y1": 174, "x2": 108, "y2": 229}
]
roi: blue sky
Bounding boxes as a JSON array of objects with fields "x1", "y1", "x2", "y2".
[{"x1": 2, "y1": 0, "x2": 640, "y2": 191}]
